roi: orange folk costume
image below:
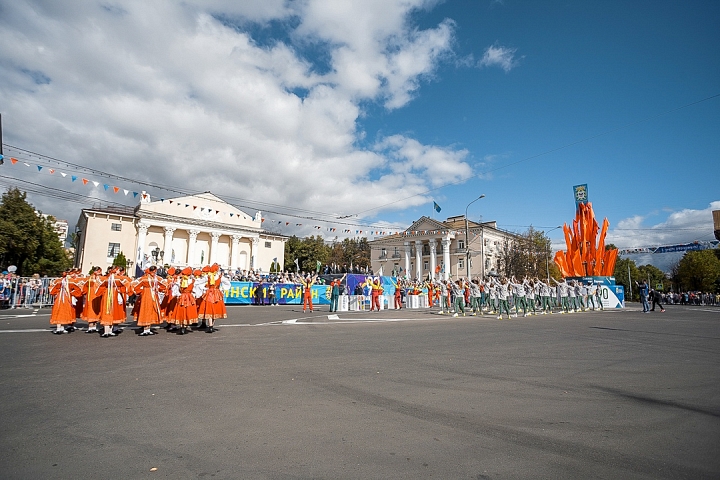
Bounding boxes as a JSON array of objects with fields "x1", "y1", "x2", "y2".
[
  {"x1": 198, "y1": 264, "x2": 227, "y2": 323},
  {"x1": 133, "y1": 269, "x2": 167, "y2": 335},
  {"x1": 81, "y1": 269, "x2": 105, "y2": 332},
  {"x1": 49, "y1": 274, "x2": 81, "y2": 333},
  {"x1": 171, "y1": 268, "x2": 198, "y2": 331}
]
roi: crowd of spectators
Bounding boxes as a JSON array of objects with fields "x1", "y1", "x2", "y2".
[{"x1": 658, "y1": 291, "x2": 719, "y2": 306}]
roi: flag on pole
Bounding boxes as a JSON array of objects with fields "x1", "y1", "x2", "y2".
[
  {"x1": 433, "y1": 201, "x2": 442, "y2": 213},
  {"x1": 316, "y1": 260, "x2": 321, "y2": 273}
]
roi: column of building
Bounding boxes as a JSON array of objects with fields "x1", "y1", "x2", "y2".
[
  {"x1": 209, "y1": 231, "x2": 222, "y2": 264},
  {"x1": 442, "y1": 236, "x2": 451, "y2": 281},
  {"x1": 429, "y1": 240, "x2": 437, "y2": 281},
  {"x1": 137, "y1": 223, "x2": 149, "y2": 268},
  {"x1": 414, "y1": 239, "x2": 422, "y2": 280},
  {"x1": 404, "y1": 242, "x2": 411, "y2": 276}
]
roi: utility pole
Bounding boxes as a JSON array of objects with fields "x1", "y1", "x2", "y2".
[{"x1": 0, "y1": 113, "x2": 4, "y2": 165}]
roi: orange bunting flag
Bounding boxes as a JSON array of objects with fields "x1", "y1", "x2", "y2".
[
  {"x1": 82, "y1": 178, "x2": 89, "y2": 185},
  {"x1": 113, "y1": 186, "x2": 120, "y2": 193}
]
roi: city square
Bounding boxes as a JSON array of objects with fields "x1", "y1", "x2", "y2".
[{"x1": 1, "y1": 304, "x2": 718, "y2": 479}]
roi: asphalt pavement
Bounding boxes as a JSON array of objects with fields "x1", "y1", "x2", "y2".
[{"x1": 0, "y1": 303, "x2": 718, "y2": 479}]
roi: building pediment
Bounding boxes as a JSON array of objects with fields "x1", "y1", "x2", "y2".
[
  {"x1": 136, "y1": 192, "x2": 260, "y2": 230},
  {"x1": 406, "y1": 216, "x2": 446, "y2": 233}
]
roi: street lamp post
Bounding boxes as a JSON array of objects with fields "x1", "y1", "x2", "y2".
[
  {"x1": 545, "y1": 226, "x2": 562, "y2": 281},
  {"x1": 465, "y1": 194, "x2": 485, "y2": 279}
]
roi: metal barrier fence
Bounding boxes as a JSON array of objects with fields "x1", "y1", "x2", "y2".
[{"x1": 0, "y1": 276, "x2": 58, "y2": 309}]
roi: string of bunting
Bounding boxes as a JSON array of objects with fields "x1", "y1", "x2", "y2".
[{"x1": 6, "y1": 157, "x2": 459, "y2": 238}]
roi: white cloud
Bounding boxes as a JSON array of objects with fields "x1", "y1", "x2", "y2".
[
  {"x1": 478, "y1": 43, "x2": 520, "y2": 72},
  {"x1": 606, "y1": 201, "x2": 720, "y2": 272},
  {"x1": 0, "y1": 0, "x2": 462, "y2": 229}
]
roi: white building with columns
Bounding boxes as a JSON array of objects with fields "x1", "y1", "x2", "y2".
[
  {"x1": 369, "y1": 215, "x2": 517, "y2": 280},
  {"x1": 74, "y1": 192, "x2": 286, "y2": 275}
]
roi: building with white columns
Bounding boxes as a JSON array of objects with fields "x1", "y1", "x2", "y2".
[
  {"x1": 74, "y1": 192, "x2": 286, "y2": 275},
  {"x1": 369, "y1": 215, "x2": 517, "y2": 280}
]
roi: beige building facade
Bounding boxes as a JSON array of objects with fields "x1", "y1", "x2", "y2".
[
  {"x1": 75, "y1": 192, "x2": 286, "y2": 275},
  {"x1": 369, "y1": 215, "x2": 517, "y2": 280}
]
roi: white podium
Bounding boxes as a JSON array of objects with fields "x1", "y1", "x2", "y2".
[{"x1": 338, "y1": 295, "x2": 349, "y2": 312}]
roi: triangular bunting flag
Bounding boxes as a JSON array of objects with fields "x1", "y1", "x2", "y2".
[
  {"x1": 113, "y1": 187, "x2": 119, "y2": 193},
  {"x1": 72, "y1": 176, "x2": 77, "y2": 182},
  {"x1": 24, "y1": 162, "x2": 30, "y2": 166},
  {"x1": 11, "y1": 158, "x2": 18, "y2": 164},
  {"x1": 92, "y1": 181, "x2": 99, "y2": 187},
  {"x1": 123, "y1": 189, "x2": 129, "y2": 195},
  {"x1": 49, "y1": 169, "x2": 55, "y2": 174},
  {"x1": 37, "y1": 165, "x2": 43, "y2": 171},
  {"x1": 103, "y1": 184, "x2": 109, "y2": 191},
  {"x1": 133, "y1": 192, "x2": 138, "y2": 197},
  {"x1": 60, "y1": 172, "x2": 67, "y2": 177},
  {"x1": 82, "y1": 178, "x2": 89, "y2": 185}
]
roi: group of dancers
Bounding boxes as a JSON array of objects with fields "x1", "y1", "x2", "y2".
[
  {"x1": 48, "y1": 264, "x2": 231, "y2": 337},
  {"x1": 396, "y1": 276, "x2": 604, "y2": 319}
]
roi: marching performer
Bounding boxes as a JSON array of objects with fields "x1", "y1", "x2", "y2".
[
  {"x1": 49, "y1": 271, "x2": 81, "y2": 334},
  {"x1": 171, "y1": 267, "x2": 198, "y2": 334},
  {"x1": 81, "y1": 267, "x2": 104, "y2": 333},
  {"x1": 133, "y1": 266, "x2": 167, "y2": 336},
  {"x1": 197, "y1": 264, "x2": 229, "y2": 333},
  {"x1": 300, "y1": 274, "x2": 317, "y2": 313}
]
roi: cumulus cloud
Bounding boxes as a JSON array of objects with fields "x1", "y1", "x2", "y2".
[
  {"x1": 478, "y1": 43, "x2": 520, "y2": 72},
  {"x1": 0, "y1": 0, "x2": 464, "y2": 233},
  {"x1": 606, "y1": 201, "x2": 720, "y2": 272}
]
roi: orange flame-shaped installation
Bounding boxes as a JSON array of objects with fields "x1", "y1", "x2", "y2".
[{"x1": 553, "y1": 202, "x2": 618, "y2": 277}]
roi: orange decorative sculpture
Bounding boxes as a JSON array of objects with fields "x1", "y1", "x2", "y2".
[{"x1": 554, "y1": 202, "x2": 618, "y2": 277}]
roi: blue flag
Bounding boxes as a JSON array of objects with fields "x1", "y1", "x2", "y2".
[{"x1": 433, "y1": 201, "x2": 442, "y2": 213}]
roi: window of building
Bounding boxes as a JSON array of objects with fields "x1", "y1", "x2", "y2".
[
  {"x1": 458, "y1": 240, "x2": 465, "y2": 249},
  {"x1": 111, "y1": 223, "x2": 122, "y2": 231},
  {"x1": 459, "y1": 258, "x2": 464, "y2": 269},
  {"x1": 107, "y1": 242, "x2": 120, "y2": 258},
  {"x1": 265, "y1": 241, "x2": 272, "y2": 248},
  {"x1": 423, "y1": 261, "x2": 428, "y2": 270}
]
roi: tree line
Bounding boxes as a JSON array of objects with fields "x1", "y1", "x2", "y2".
[{"x1": 0, "y1": 188, "x2": 73, "y2": 276}]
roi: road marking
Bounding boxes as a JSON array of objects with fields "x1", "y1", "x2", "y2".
[{"x1": 0, "y1": 329, "x2": 52, "y2": 333}]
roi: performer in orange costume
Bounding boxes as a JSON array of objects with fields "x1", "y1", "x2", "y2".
[
  {"x1": 171, "y1": 267, "x2": 198, "y2": 335},
  {"x1": 197, "y1": 264, "x2": 228, "y2": 333},
  {"x1": 98, "y1": 267, "x2": 124, "y2": 338},
  {"x1": 49, "y1": 271, "x2": 81, "y2": 334},
  {"x1": 393, "y1": 282, "x2": 402, "y2": 309},
  {"x1": 300, "y1": 274, "x2": 317, "y2": 313},
  {"x1": 81, "y1": 267, "x2": 104, "y2": 333},
  {"x1": 369, "y1": 278, "x2": 383, "y2": 311},
  {"x1": 133, "y1": 266, "x2": 166, "y2": 336},
  {"x1": 161, "y1": 267, "x2": 178, "y2": 331}
]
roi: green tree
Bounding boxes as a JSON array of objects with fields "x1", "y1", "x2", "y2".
[
  {"x1": 0, "y1": 188, "x2": 72, "y2": 276},
  {"x1": 676, "y1": 249, "x2": 720, "y2": 292},
  {"x1": 499, "y1": 227, "x2": 551, "y2": 279},
  {"x1": 112, "y1": 251, "x2": 128, "y2": 268},
  {"x1": 637, "y1": 264, "x2": 667, "y2": 291},
  {"x1": 613, "y1": 257, "x2": 639, "y2": 300}
]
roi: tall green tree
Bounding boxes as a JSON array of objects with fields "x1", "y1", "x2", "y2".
[
  {"x1": 676, "y1": 249, "x2": 720, "y2": 292},
  {"x1": 613, "y1": 257, "x2": 639, "y2": 300},
  {"x1": 0, "y1": 188, "x2": 72, "y2": 276},
  {"x1": 637, "y1": 264, "x2": 667, "y2": 291},
  {"x1": 0, "y1": 188, "x2": 41, "y2": 273},
  {"x1": 499, "y1": 227, "x2": 552, "y2": 279},
  {"x1": 112, "y1": 251, "x2": 128, "y2": 268}
]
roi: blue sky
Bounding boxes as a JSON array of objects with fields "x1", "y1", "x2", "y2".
[{"x1": 0, "y1": 0, "x2": 717, "y2": 270}]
